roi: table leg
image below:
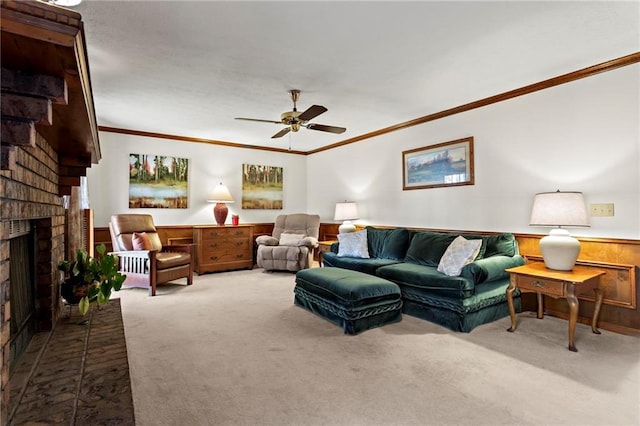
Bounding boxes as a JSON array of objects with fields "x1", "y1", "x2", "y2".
[
  {"x1": 591, "y1": 288, "x2": 603, "y2": 335},
  {"x1": 566, "y1": 284, "x2": 579, "y2": 352},
  {"x1": 536, "y1": 293, "x2": 544, "y2": 319},
  {"x1": 506, "y1": 276, "x2": 517, "y2": 332}
]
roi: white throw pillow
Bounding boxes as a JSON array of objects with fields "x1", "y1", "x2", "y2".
[
  {"x1": 279, "y1": 233, "x2": 306, "y2": 246},
  {"x1": 437, "y1": 236, "x2": 482, "y2": 276},
  {"x1": 337, "y1": 229, "x2": 370, "y2": 258}
]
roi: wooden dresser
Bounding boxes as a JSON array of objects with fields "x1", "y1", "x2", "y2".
[{"x1": 193, "y1": 225, "x2": 253, "y2": 274}]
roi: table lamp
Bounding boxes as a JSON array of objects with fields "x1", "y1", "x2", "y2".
[
  {"x1": 207, "y1": 182, "x2": 235, "y2": 226},
  {"x1": 334, "y1": 202, "x2": 359, "y2": 234},
  {"x1": 529, "y1": 190, "x2": 589, "y2": 271}
]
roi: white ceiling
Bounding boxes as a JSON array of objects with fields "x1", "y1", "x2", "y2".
[{"x1": 75, "y1": 0, "x2": 639, "y2": 152}]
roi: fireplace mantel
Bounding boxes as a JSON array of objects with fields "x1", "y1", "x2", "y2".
[{"x1": 1, "y1": 0, "x2": 100, "y2": 196}]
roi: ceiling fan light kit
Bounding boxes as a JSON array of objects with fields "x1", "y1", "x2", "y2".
[{"x1": 235, "y1": 89, "x2": 346, "y2": 139}]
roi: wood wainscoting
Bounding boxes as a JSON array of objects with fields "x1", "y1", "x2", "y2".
[{"x1": 94, "y1": 224, "x2": 639, "y2": 334}]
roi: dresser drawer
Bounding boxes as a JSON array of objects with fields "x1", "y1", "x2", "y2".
[
  {"x1": 517, "y1": 275, "x2": 565, "y2": 297},
  {"x1": 198, "y1": 227, "x2": 251, "y2": 240},
  {"x1": 200, "y1": 238, "x2": 251, "y2": 252},
  {"x1": 200, "y1": 249, "x2": 252, "y2": 264}
]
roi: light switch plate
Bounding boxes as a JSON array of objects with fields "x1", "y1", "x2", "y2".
[{"x1": 589, "y1": 203, "x2": 614, "y2": 217}]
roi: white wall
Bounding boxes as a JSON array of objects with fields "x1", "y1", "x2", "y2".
[
  {"x1": 86, "y1": 132, "x2": 307, "y2": 227},
  {"x1": 307, "y1": 64, "x2": 640, "y2": 239},
  {"x1": 88, "y1": 64, "x2": 639, "y2": 239}
]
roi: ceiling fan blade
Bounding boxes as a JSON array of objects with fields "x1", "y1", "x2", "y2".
[
  {"x1": 235, "y1": 117, "x2": 282, "y2": 124},
  {"x1": 272, "y1": 127, "x2": 291, "y2": 139},
  {"x1": 298, "y1": 105, "x2": 327, "y2": 122},
  {"x1": 306, "y1": 123, "x2": 346, "y2": 134}
]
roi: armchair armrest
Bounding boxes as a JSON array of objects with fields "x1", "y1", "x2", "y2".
[
  {"x1": 256, "y1": 235, "x2": 279, "y2": 246},
  {"x1": 299, "y1": 236, "x2": 319, "y2": 248},
  {"x1": 110, "y1": 249, "x2": 158, "y2": 275}
]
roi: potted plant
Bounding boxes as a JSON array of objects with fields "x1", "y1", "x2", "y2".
[{"x1": 57, "y1": 244, "x2": 126, "y2": 315}]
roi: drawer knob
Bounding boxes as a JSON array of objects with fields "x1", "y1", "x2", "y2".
[{"x1": 533, "y1": 281, "x2": 545, "y2": 288}]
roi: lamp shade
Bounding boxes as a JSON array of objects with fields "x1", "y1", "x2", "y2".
[
  {"x1": 207, "y1": 183, "x2": 235, "y2": 203},
  {"x1": 334, "y1": 202, "x2": 359, "y2": 221},
  {"x1": 529, "y1": 190, "x2": 589, "y2": 271},
  {"x1": 529, "y1": 191, "x2": 589, "y2": 227}
]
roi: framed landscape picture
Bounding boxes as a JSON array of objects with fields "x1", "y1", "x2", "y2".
[
  {"x1": 242, "y1": 163, "x2": 283, "y2": 209},
  {"x1": 129, "y1": 153, "x2": 189, "y2": 208},
  {"x1": 402, "y1": 137, "x2": 474, "y2": 190}
]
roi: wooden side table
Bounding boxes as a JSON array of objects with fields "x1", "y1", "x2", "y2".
[
  {"x1": 317, "y1": 241, "x2": 337, "y2": 267},
  {"x1": 505, "y1": 262, "x2": 605, "y2": 352}
]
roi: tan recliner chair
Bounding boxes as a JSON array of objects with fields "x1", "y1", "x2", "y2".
[
  {"x1": 109, "y1": 214, "x2": 193, "y2": 296},
  {"x1": 256, "y1": 213, "x2": 320, "y2": 272}
]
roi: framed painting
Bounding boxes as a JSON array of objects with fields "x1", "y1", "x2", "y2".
[
  {"x1": 402, "y1": 137, "x2": 474, "y2": 190},
  {"x1": 242, "y1": 163, "x2": 283, "y2": 209},
  {"x1": 129, "y1": 153, "x2": 189, "y2": 208}
]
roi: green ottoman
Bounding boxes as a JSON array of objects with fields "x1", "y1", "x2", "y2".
[{"x1": 294, "y1": 268, "x2": 402, "y2": 334}]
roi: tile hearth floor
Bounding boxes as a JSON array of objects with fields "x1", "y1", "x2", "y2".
[{"x1": 8, "y1": 299, "x2": 134, "y2": 425}]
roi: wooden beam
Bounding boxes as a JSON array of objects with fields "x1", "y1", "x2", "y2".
[
  {"x1": 59, "y1": 176, "x2": 80, "y2": 188},
  {"x1": 58, "y1": 165, "x2": 88, "y2": 177},
  {"x1": 59, "y1": 154, "x2": 91, "y2": 168}
]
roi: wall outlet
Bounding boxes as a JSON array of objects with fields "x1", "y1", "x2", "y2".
[{"x1": 589, "y1": 203, "x2": 614, "y2": 217}]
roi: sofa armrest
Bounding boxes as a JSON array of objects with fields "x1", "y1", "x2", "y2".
[
  {"x1": 461, "y1": 255, "x2": 525, "y2": 284},
  {"x1": 256, "y1": 235, "x2": 279, "y2": 246},
  {"x1": 299, "y1": 236, "x2": 319, "y2": 248}
]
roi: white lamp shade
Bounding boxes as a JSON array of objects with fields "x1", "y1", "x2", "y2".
[
  {"x1": 334, "y1": 202, "x2": 359, "y2": 221},
  {"x1": 529, "y1": 191, "x2": 589, "y2": 227},
  {"x1": 207, "y1": 183, "x2": 235, "y2": 203}
]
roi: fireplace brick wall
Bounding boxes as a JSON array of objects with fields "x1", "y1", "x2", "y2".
[{"x1": 0, "y1": 133, "x2": 80, "y2": 421}]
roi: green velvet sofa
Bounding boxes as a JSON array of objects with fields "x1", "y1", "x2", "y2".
[{"x1": 322, "y1": 226, "x2": 524, "y2": 332}]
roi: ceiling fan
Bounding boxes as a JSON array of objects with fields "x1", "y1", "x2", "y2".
[{"x1": 235, "y1": 89, "x2": 346, "y2": 139}]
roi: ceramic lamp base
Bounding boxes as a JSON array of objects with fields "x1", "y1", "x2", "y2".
[
  {"x1": 540, "y1": 228, "x2": 581, "y2": 271},
  {"x1": 338, "y1": 221, "x2": 356, "y2": 234},
  {"x1": 213, "y1": 203, "x2": 228, "y2": 226}
]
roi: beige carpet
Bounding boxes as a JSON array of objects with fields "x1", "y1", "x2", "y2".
[{"x1": 114, "y1": 268, "x2": 640, "y2": 426}]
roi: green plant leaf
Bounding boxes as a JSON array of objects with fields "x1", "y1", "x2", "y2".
[
  {"x1": 97, "y1": 290, "x2": 109, "y2": 304},
  {"x1": 79, "y1": 296, "x2": 90, "y2": 315}
]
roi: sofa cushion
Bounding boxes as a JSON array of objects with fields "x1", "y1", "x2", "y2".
[
  {"x1": 337, "y1": 229, "x2": 370, "y2": 258},
  {"x1": 404, "y1": 232, "x2": 457, "y2": 266},
  {"x1": 366, "y1": 227, "x2": 411, "y2": 260},
  {"x1": 323, "y1": 252, "x2": 402, "y2": 275},
  {"x1": 156, "y1": 252, "x2": 191, "y2": 270},
  {"x1": 279, "y1": 233, "x2": 305, "y2": 246},
  {"x1": 437, "y1": 236, "x2": 482, "y2": 276},
  {"x1": 483, "y1": 233, "x2": 517, "y2": 258},
  {"x1": 376, "y1": 263, "x2": 475, "y2": 298}
]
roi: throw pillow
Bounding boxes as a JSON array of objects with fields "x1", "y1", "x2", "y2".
[
  {"x1": 437, "y1": 236, "x2": 482, "y2": 276},
  {"x1": 279, "y1": 233, "x2": 306, "y2": 246},
  {"x1": 132, "y1": 232, "x2": 153, "y2": 251},
  {"x1": 337, "y1": 229, "x2": 370, "y2": 258}
]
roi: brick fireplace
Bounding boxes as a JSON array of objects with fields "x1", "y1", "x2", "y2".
[{"x1": 1, "y1": 1, "x2": 100, "y2": 423}]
